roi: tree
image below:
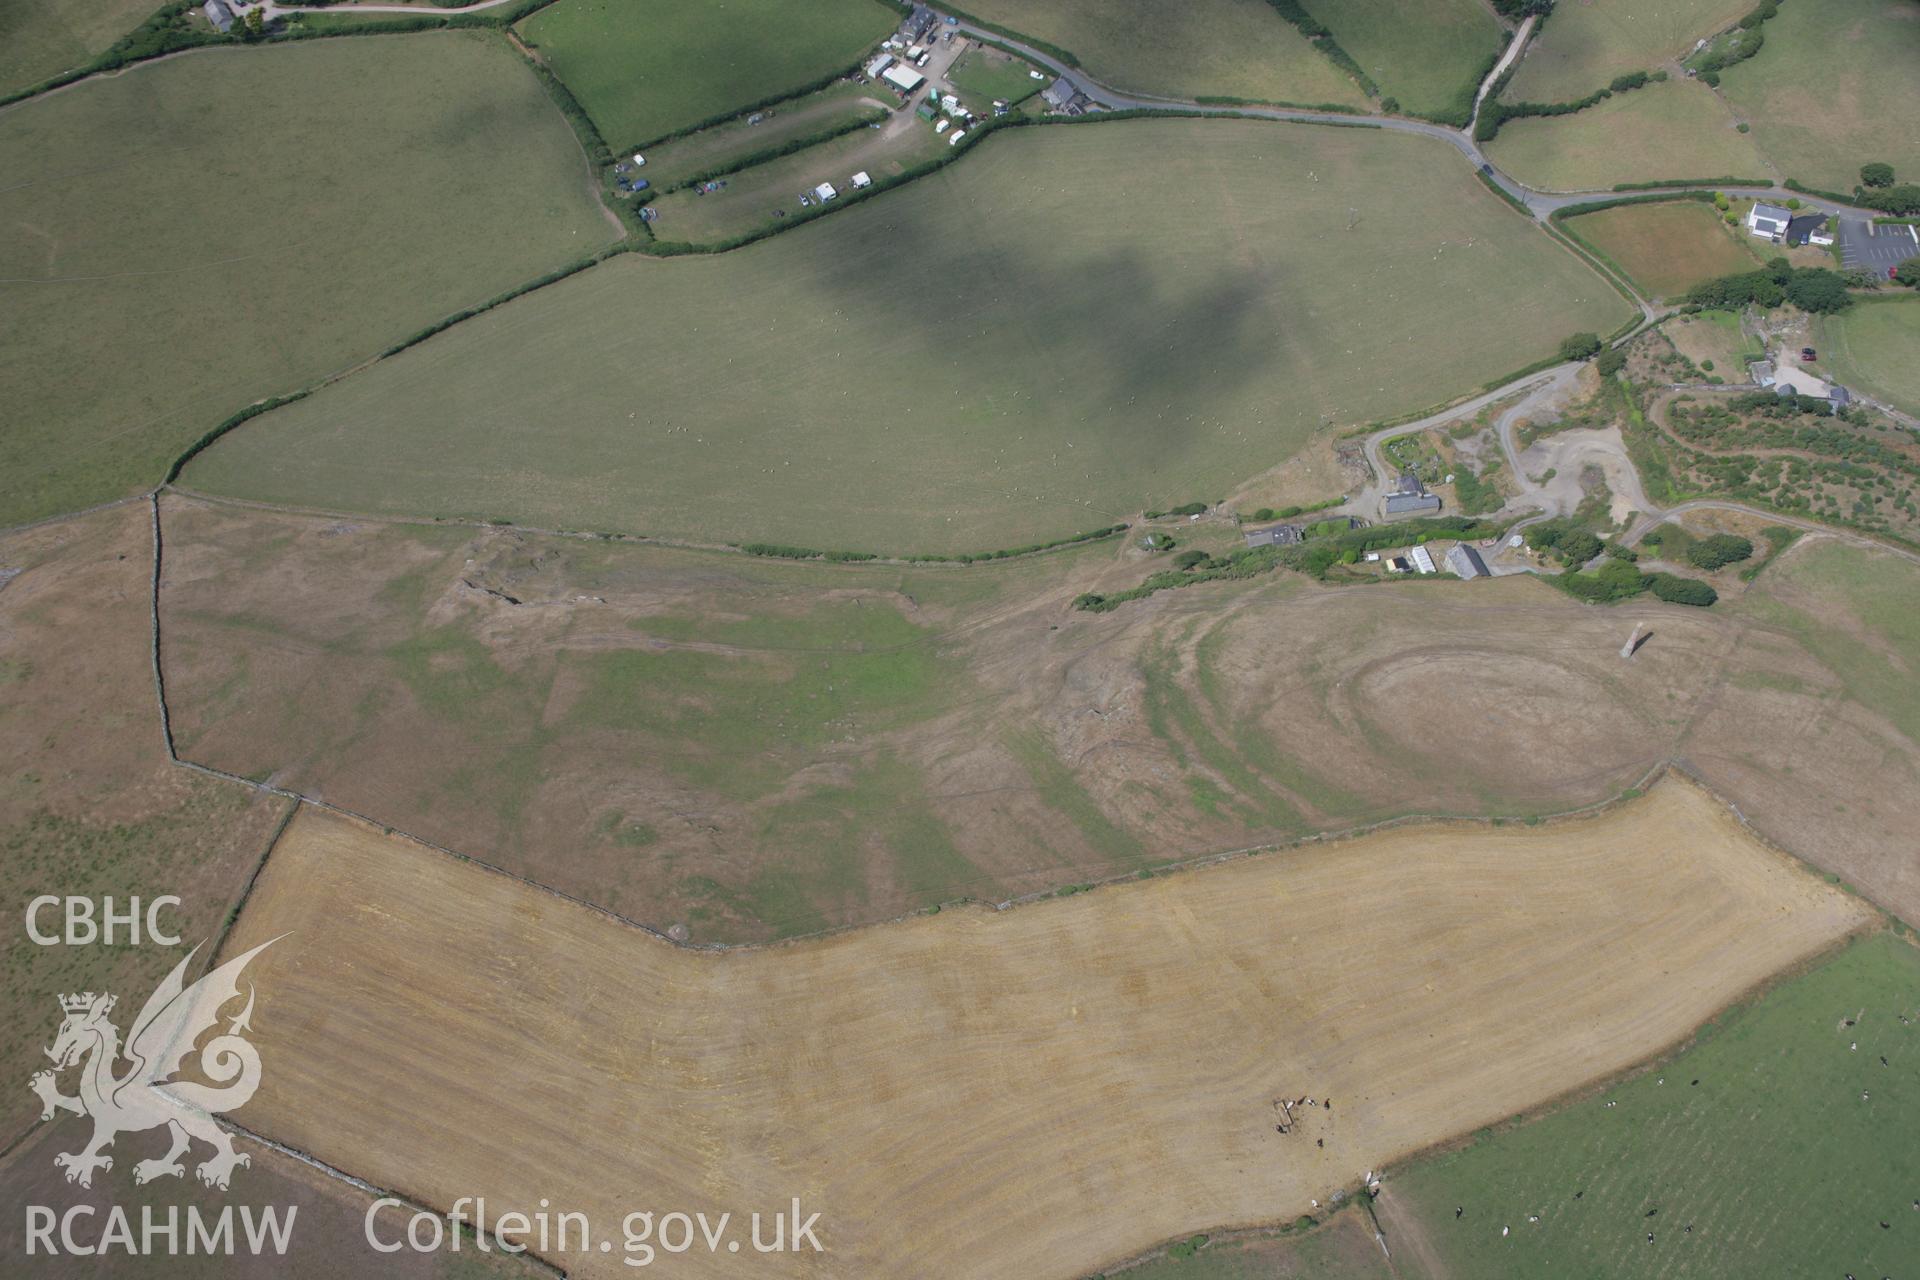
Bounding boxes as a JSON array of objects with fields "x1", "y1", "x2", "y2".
[
  {"x1": 1858, "y1": 183, "x2": 1920, "y2": 216},
  {"x1": 1894, "y1": 258, "x2": 1920, "y2": 289},
  {"x1": 1556, "y1": 530, "x2": 1604, "y2": 565},
  {"x1": 1558, "y1": 332, "x2": 1603, "y2": 361},
  {"x1": 1649, "y1": 574, "x2": 1717, "y2": 606},
  {"x1": 1861, "y1": 162, "x2": 1896, "y2": 188},
  {"x1": 1784, "y1": 269, "x2": 1853, "y2": 314},
  {"x1": 1174, "y1": 549, "x2": 1211, "y2": 570},
  {"x1": 1596, "y1": 347, "x2": 1626, "y2": 377},
  {"x1": 1686, "y1": 533, "x2": 1753, "y2": 570}
]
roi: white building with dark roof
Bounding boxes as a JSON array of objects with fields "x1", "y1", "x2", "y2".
[{"x1": 1746, "y1": 202, "x2": 1793, "y2": 242}]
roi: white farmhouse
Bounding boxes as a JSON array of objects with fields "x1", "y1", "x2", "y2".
[{"x1": 1746, "y1": 201, "x2": 1792, "y2": 241}]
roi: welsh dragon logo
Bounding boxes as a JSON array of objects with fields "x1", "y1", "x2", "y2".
[{"x1": 29, "y1": 938, "x2": 278, "y2": 1191}]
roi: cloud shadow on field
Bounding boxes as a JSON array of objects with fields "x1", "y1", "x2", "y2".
[{"x1": 774, "y1": 179, "x2": 1291, "y2": 454}]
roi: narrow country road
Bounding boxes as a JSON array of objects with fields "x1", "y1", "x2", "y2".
[{"x1": 167, "y1": 3, "x2": 1906, "y2": 238}]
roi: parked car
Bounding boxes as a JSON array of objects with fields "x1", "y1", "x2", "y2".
[
  {"x1": 799, "y1": 192, "x2": 812, "y2": 206},
  {"x1": 632, "y1": 179, "x2": 650, "y2": 192},
  {"x1": 1801, "y1": 347, "x2": 1816, "y2": 361}
]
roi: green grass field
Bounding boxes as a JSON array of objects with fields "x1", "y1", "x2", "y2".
[
  {"x1": 1748, "y1": 537, "x2": 1920, "y2": 744},
  {"x1": 1392, "y1": 931, "x2": 1920, "y2": 1280},
  {"x1": 1565, "y1": 199, "x2": 1761, "y2": 298},
  {"x1": 1815, "y1": 297, "x2": 1920, "y2": 419},
  {"x1": 1718, "y1": 0, "x2": 1920, "y2": 192},
  {"x1": 0, "y1": 0, "x2": 160, "y2": 97},
  {"x1": 1115, "y1": 1210, "x2": 1391, "y2": 1279},
  {"x1": 183, "y1": 119, "x2": 1629, "y2": 554},
  {"x1": 636, "y1": 81, "x2": 889, "y2": 190},
  {"x1": 944, "y1": 45, "x2": 1045, "y2": 115},
  {"x1": 517, "y1": 0, "x2": 896, "y2": 150},
  {"x1": 1663, "y1": 308, "x2": 1761, "y2": 372},
  {"x1": 645, "y1": 116, "x2": 946, "y2": 244},
  {"x1": 1312, "y1": 0, "x2": 1503, "y2": 121},
  {"x1": 0, "y1": 32, "x2": 614, "y2": 528},
  {"x1": 951, "y1": 0, "x2": 1366, "y2": 107},
  {"x1": 1505, "y1": 0, "x2": 1752, "y2": 102},
  {"x1": 1486, "y1": 77, "x2": 1769, "y2": 191}
]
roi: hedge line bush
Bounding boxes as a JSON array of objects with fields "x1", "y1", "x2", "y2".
[
  {"x1": 662, "y1": 110, "x2": 889, "y2": 193},
  {"x1": 1689, "y1": 0, "x2": 1777, "y2": 86},
  {"x1": 1611, "y1": 177, "x2": 1774, "y2": 191},
  {"x1": 1686, "y1": 259, "x2": 1855, "y2": 313},
  {"x1": 1474, "y1": 68, "x2": 1659, "y2": 143},
  {"x1": 1262, "y1": 1, "x2": 1379, "y2": 97},
  {"x1": 741, "y1": 523, "x2": 1129, "y2": 566}
]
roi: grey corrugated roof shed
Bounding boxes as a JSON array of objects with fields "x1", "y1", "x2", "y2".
[
  {"x1": 1383, "y1": 492, "x2": 1441, "y2": 515},
  {"x1": 1446, "y1": 543, "x2": 1489, "y2": 579},
  {"x1": 204, "y1": 0, "x2": 234, "y2": 30}
]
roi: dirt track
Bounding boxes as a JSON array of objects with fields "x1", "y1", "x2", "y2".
[{"x1": 222, "y1": 778, "x2": 1867, "y2": 1278}]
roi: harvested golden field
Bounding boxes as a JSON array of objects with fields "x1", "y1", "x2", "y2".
[{"x1": 223, "y1": 780, "x2": 1868, "y2": 1279}]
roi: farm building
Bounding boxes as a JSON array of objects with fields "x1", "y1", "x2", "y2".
[
  {"x1": 1446, "y1": 543, "x2": 1490, "y2": 579},
  {"x1": 851, "y1": 171, "x2": 873, "y2": 189},
  {"x1": 1041, "y1": 77, "x2": 1091, "y2": 115},
  {"x1": 866, "y1": 53, "x2": 895, "y2": 79},
  {"x1": 1786, "y1": 213, "x2": 1834, "y2": 247},
  {"x1": 1746, "y1": 202, "x2": 1793, "y2": 242},
  {"x1": 883, "y1": 65, "x2": 926, "y2": 94},
  {"x1": 1243, "y1": 524, "x2": 1303, "y2": 549},
  {"x1": 814, "y1": 183, "x2": 838, "y2": 202},
  {"x1": 1409, "y1": 545, "x2": 1437, "y2": 575},
  {"x1": 204, "y1": 0, "x2": 234, "y2": 31},
  {"x1": 1386, "y1": 555, "x2": 1411, "y2": 573},
  {"x1": 1381, "y1": 470, "x2": 1441, "y2": 519}
]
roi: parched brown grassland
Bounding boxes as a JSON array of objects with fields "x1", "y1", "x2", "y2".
[
  {"x1": 222, "y1": 780, "x2": 1867, "y2": 1279},
  {"x1": 161, "y1": 495, "x2": 1759, "y2": 942},
  {"x1": 0, "y1": 504, "x2": 289, "y2": 1143}
]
